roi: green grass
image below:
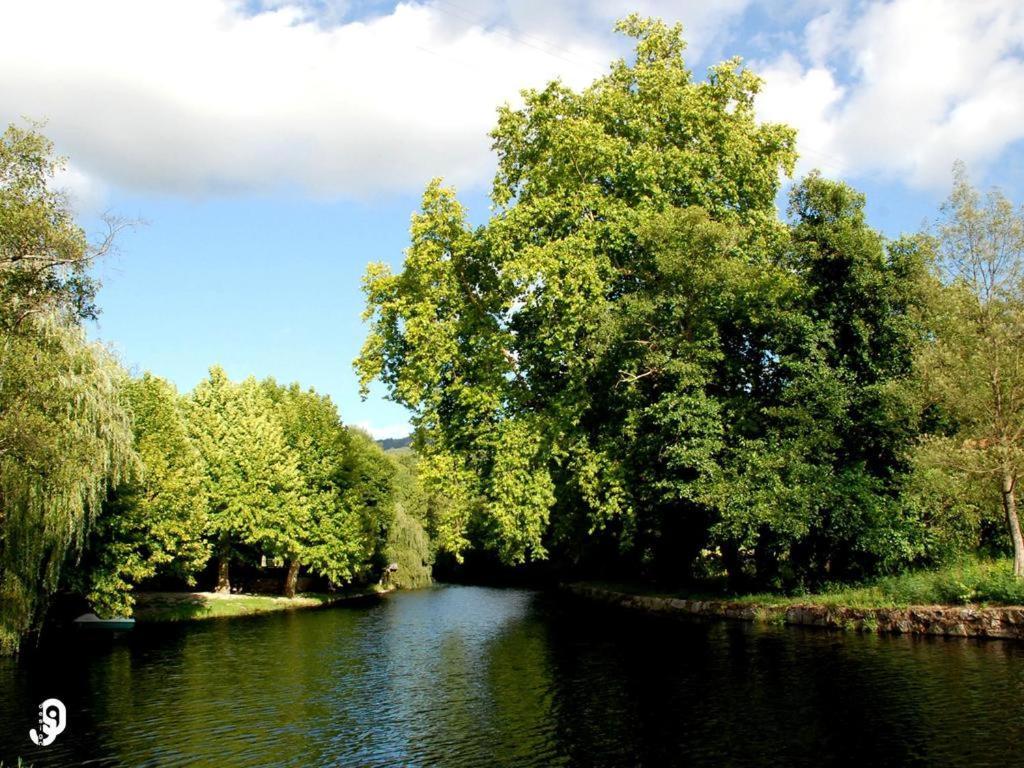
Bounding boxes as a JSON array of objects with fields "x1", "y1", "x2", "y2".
[
  {"x1": 589, "y1": 557, "x2": 1024, "y2": 610},
  {"x1": 133, "y1": 586, "x2": 388, "y2": 623},
  {"x1": 736, "y1": 558, "x2": 1024, "y2": 609}
]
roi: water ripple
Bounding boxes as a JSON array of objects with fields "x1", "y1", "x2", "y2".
[{"x1": 4, "y1": 587, "x2": 1024, "y2": 766}]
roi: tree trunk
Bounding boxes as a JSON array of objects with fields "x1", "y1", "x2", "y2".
[
  {"x1": 215, "y1": 553, "x2": 231, "y2": 593},
  {"x1": 283, "y1": 559, "x2": 300, "y2": 598},
  {"x1": 721, "y1": 540, "x2": 745, "y2": 592},
  {"x1": 1002, "y1": 473, "x2": 1024, "y2": 578}
]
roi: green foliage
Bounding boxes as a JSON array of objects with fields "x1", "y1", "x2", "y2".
[
  {"x1": 384, "y1": 505, "x2": 433, "y2": 590},
  {"x1": 0, "y1": 123, "x2": 137, "y2": 653},
  {"x1": 230, "y1": 377, "x2": 307, "y2": 562},
  {"x1": 84, "y1": 374, "x2": 210, "y2": 618},
  {"x1": 265, "y1": 381, "x2": 379, "y2": 586},
  {"x1": 187, "y1": 365, "x2": 240, "y2": 551},
  {"x1": 357, "y1": 17, "x2": 798, "y2": 569},
  {"x1": 385, "y1": 451, "x2": 435, "y2": 588},
  {"x1": 0, "y1": 123, "x2": 97, "y2": 329},
  {"x1": 706, "y1": 174, "x2": 929, "y2": 583},
  {"x1": 356, "y1": 17, "x2": 933, "y2": 588},
  {"x1": 187, "y1": 368, "x2": 304, "y2": 570},
  {"x1": 77, "y1": 369, "x2": 421, "y2": 615},
  {"x1": 914, "y1": 163, "x2": 1024, "y2": 572},
  {"x1": 843, "y1": 558, "x2": 1024, "y2": 607},
  {"x1": 337, "y1": 427, "x2": 397, "y2": 579},
  {"x1": 0, "y1": 321, "x2": 136, "y2": 652},
  {"x1": 690, "y1": 557, "x2": 1024, "y2": 608},
  {"x1": 185, "y1": 370, "x2": 407, "y2": 593}
]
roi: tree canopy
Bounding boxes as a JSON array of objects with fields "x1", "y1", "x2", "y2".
[
  {"x1": 916, "y1": 163, "x2": 1024, "y2": 575},
  {"x1": 84, "y1": 374, "x2": 210, "y2": 617},
  {"x1": 357, "y1": 16, "x2": 938, "y2": 588},
  {"x1": 0, "y1": 125, "x2": 137, "y2": 653}
]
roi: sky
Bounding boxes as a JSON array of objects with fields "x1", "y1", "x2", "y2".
[{"x1": 2, "y1": 0, "x2": 1023, "y2": 438}]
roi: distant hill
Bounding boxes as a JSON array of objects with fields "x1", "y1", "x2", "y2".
[{"x1": 376, "y1": 435, "x2": 412, "y2": 451}]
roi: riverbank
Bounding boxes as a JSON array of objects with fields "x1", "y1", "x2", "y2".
[
  {"x1": 564, "y1": 583, "x2": 1024, "y2": 639},
  {"x1": 565, "y1": 559, "x2": 1024, "y2": 640},
  {"x1": 133, "y1": 585, "x2": 390, "y2": 623}
]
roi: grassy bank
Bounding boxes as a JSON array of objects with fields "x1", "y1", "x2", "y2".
[
  {"x1": 730, "y1": 558, "x2": 1024, "y2": 609},
  {"x1": 569, "y1": 559, "x2": 1024, "y2": 640},
  {"x1": 133, "y1": 586, "x2": 389, "y2": 623},
  {"x1": 591, "y1": 558, "x2": 1024, "y2": 610}
]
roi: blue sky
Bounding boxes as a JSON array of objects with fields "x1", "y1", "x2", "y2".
[{"x1": 3, "y1": 0, "x2": 1023, "y2": 437}]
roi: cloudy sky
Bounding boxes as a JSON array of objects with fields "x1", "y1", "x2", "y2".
[{"x1": 3, "y1": 0, "x2": 1023, "y2": 437}]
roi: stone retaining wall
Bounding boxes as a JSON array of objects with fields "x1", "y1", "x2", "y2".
[{"x1": 563, "y1": 583, "x2": 1024, "y2": 640}]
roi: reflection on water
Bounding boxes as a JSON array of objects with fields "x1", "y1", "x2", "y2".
[{"x1": 3, "y1": 585, "x2": 1024, "y2": 766}]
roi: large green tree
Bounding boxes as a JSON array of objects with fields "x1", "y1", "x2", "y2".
[
  {"x1": 917, "y1": 164, "x2": 1024, "y2": 575},
  {"x1": 357, "y1": 17, "x2": 933, "y2": 587},
  {"x1": 0, "y1": 123, "x2": 108, "y2": 330},
  {"x1": 187, "y1": 366, "x2": 239, "y2": 590},
  {"x1": 85, "y1": 373, "x2": 210, "y2": 616},
  {"x1": 385, "y1": 450, "x2": 434, "y2": 589},
  {"x1": 0, "y1": 124, "x2": 136, "y2": 653},
  {"x1": 336, "y1": 427, "x2": 397, "y2": 582},
  {"x1": 188, "y1": 367, "x2": 304, "y2": 591},
  {"x1": 263, "y1": 380, "x2": 371, "y2": 594},
  {"x1": 703, "y1": 175, "x2": 930, "y2": 585},
  {"x1": 357, "y1": 16, "x2": 796, "y2": 570}
]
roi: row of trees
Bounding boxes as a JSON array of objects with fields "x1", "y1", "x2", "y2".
[
  {"x1": 0, "y1": 124, "x2": 433, "y2": 654},
  {"x1": 83, "y1": 368, "x2": 427, "y2": 618},
  {"x1": 356, "y1": 16, "x2": 1024, "y2": 590}
]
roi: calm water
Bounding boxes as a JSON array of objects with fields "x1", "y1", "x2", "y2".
[{"x1": 3, "y1": 585, "x2": 1024, "y2": 767}]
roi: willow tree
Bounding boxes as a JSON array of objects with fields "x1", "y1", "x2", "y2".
[
  {"x1": 357, "y1": 16, "x2": 796, "y2": 567},
  {"x1": 917, "y1": 164, "x2": 1024, "y2": 576},
  {"x1": 0, "y1": 324, "x2": 136, "y2": 652},
  {"x1": 0, "y1": 124, "x2": 136, "y2": 653},
  {"x1": 385, "y1": 451, "x2": 434, "y2": 588}
]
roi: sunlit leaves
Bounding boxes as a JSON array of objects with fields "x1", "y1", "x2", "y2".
[
  {"x1": 0, "y1": 321, "x2": 136, "y2": 651},
  {"x1": 0, "y1": 124, "x2": 137, "y2": 652},
  {"x1": 86, "y1": 374, "x2": 210, "y2": 617},
  {"x1": 356, "y1": 16, "x2": 798, "y2": 565}
]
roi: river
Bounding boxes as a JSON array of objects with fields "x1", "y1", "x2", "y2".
[{"x1": 2, "y1": 585, "x2": 1023, "y2": 767}]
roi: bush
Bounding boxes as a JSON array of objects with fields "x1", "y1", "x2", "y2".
[{"x1": 866, "y1": 558, "x2": 1024, "y2": 606}]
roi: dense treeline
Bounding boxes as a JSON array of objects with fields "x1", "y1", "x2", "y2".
[
  {"x1": 0, "y1": 126, "x2": 431, "y2": 653},
  {"x1": 357, "y1": 17, "x2": 1024, "y2": 591},
  {"x1": 83, "y1": 368, "x2": 430, "y2": 619}
]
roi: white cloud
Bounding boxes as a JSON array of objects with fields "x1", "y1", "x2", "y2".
[
  {"x1": 756, "y1": 0, "x2": 1024, "y2": 189},
  {"x1": 52, "y1": 161, "x2": 109, "y2": 215},
  {"x1": 421, "y1": 0, "x2": 753, "y2": 62},
  {"x1": 0, "y1": 0, "x2": 611, "y2": 201},
  {"x1": 9, "y1": 0, "x2": 1020, "y2": 201},
  {"x1": 755, "y1": 52, "x2": 845, "y2": 178}
]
